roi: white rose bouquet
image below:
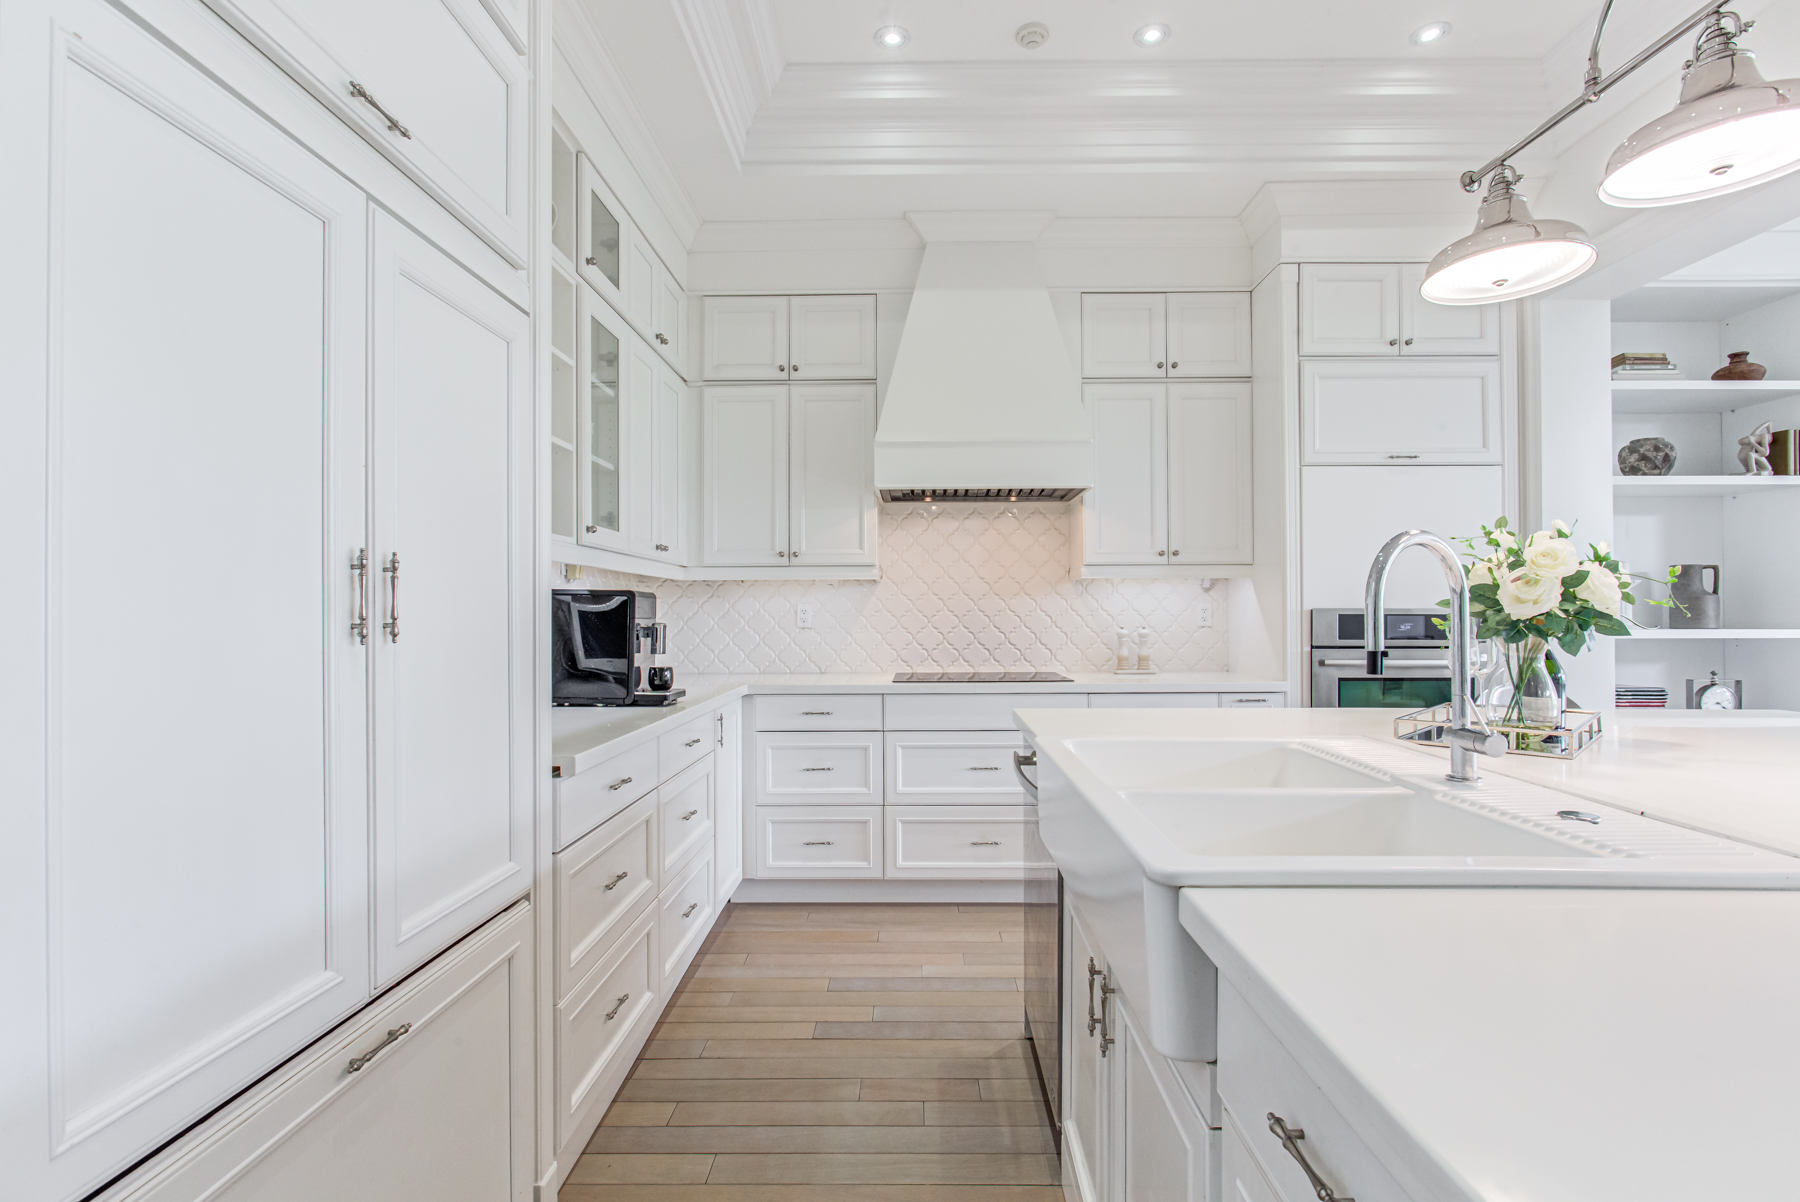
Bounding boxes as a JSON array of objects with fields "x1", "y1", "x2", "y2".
[{"x1": 1452, "y1": 517, "x2": 1663, "y2": 654}]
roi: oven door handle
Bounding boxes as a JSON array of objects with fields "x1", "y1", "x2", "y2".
[{"x1": 1317, "y1": 659, "x2": 1450, "y2": 669}]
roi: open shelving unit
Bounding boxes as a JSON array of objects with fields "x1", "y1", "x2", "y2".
[
  {"x1": 1613, "y1": 475, "x2": 1800, "y2": 497},
  {"x1": 1631, "y1": 628, "x2": 1800, "y2": 640},
  {"x1": 1611, "y1": 379, "x2": 1800, "y2": 414}
]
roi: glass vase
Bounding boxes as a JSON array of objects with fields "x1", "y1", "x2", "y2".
[{"x1": 1499, "y1": 636, "x2": 1566, "y2": 750}]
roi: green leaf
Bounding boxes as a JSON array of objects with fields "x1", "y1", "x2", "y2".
[
  {"x1": 1563, "y1": 569, "x2": 1589, "y2": 590},
  {"x1": 1620, "y1": 591, "x2": 1637, "y2": 605},
  {"x1": 1558, "y1": 626, "x2": 1586, "y2": 656},
  {"x1": 1591, "y1": 614, "x2": 1631, "y2": 638},
  {"x1": 1494, "y1": 516, "x2": 1509, "y2": 529}
]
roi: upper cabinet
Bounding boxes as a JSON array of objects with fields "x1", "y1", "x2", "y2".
[
  {"x1": 703, "y1": 295, "x2": 878, "y2": 381},
  {"x1": 1300, "y1": 358, "x2": 1503, "y2": 465},
  {"x1": 1082, "y1": 293, "x2": 1252, "y2": 378},
  {"x1": 1299, "y1": 263, "x2": 1499, "y2": 356},
  {"x1": 206, "y1": 0, "x2": 530, "y2": 266},
  {"x1": 579, "y1": 155, "x2": 685, "y2": 374}
]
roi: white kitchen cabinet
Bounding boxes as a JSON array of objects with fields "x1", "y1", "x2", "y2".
[
  {"x1": 882, "y1": 691, "x2": 1087, "y2": 730},
  {"x1": 789, "y1": 384, "x2": 878, "y2": 565},
  {"x1": 1301, "y1": 264, "x2": 1498, "y2": 356},
  {"x1": 206, "y1": 0, "x2": 530, "y2": 266},
  {"x1": 703, "y1": 295, "x2": 876, "y2": 381},
  {"x1": 579, "y1": 283, "x2": 630, "y2": 551},
  {"x1": 628, "y1": 241, "x2": 685, "y2": 371},
  {"x1": 754, "y1": 730, "x2": 882, "y2": 805},
  {"x1": 701, "y1": 384, "x2": 877, "y2": 569},
  {"x1": 1083, "y1": 292, "x2": 1253, "y2": 379},
  {"x1": 702, "y1": 385, "x2": 788, "y2": 563},
  {"x1": 885, "y1": 805, "x2": 1048, "y2": 878},
  {"x1": 1167, "y1": 293, "x2": 1254, "y2": 377},
  {"x1": 625, "y1": 337, "x2": 684, "y2": 563},
  {"x1": 884, "y1": 730, "x2": 1029, "y2": 806},
  {"x1": 1221, "y1": 1107, "x2": 1286, "y2": 1202},
  {"x1": 1301, "y1": 465, "x2": 1506, "y2": 610},
  {"x1": 1082, "y1": 382, "x2": 1254, "y2": 567},
  {"x1": 1301, "y1": 358, "x2": 1502, "y2": 465},
  {"x1": 658, "y1": 848, "x2": 716, "y2": 989},
  {"x1": 556, "y1": 908, "x2": 659, "y2": 1159},
  {"x1": 550, "y1": 264, "x2": 580, "y2": 542},
  {"x1": 554, "y1": 794, "x2": 657, "y2": 1001},
  {"x1": 1089, "y1": 693, "x2": 1221, "y2": 709},
  {"x1": 755, "y1": 692, "x2": 886, "y2": 731},
  {"x1": 754, "y1": 805, "x2": 885, "y2": 878},
  {"x1": 716, "y1": 702, "x2": 745, "y2": 901},
  {"x1": 658, "y1": 755, "x2": 716, "y2": 879},
  {"x1": 369, "y1": 210, "x2": 532, "y2": 988},
  {"x1": 577, "y1": 155, "x2": 630, "y2": 315},
  {"x1": 0, "y1": 7, "x2": 374, "y2": 1193},
  {"x1": 1065, "y1": 907, "x2": 1117, "y2": 1202},
  {"x1": 653, "y1": 258, "x2": 688, "y2": 370},
  {"x1": 1118, "y1": 1004, "x2": 1208, "y2": 1202},
  {"x1": 111, "y1": 903, "x2": 536, "y2": 1202}
]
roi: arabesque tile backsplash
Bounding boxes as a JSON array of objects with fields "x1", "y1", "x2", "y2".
[{"x1": 560, "y1": 503, "x2": 1228, "y2": 675}]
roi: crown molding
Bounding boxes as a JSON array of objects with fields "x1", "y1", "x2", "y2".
[
  {"x1": 905, "y1": 211, "x2": 1054, "y2": 242},
  {"x1": 668, "y1": 0, "x2": 784, "y2": 168},
  {"x1": 555, "y1": 2, "x2": 703, "y2": 245}
]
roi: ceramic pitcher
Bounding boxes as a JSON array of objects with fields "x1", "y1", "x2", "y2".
[{"x1": 1669, "y1": 564, "x2": 1721, "y2": 629}]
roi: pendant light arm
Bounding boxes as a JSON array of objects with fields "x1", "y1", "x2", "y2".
[{"x1": 1460, "y1": 0, "x2": 1729, "y2": 192}]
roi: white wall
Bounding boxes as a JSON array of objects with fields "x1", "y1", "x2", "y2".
[{"x1": 1723, "y1": 292, "x2": 1800, "y2": 378}]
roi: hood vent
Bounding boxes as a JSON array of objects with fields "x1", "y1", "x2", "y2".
[
  {"x1": 878, "y1": 486, "x2": 1083, "y2": 504},
  {"x1": 874, "y1": 212, "x2": 1093, "y2": 498}
]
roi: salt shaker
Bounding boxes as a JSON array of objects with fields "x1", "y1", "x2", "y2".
[
  {"x1": 1135, "y1": 625, "x2": 1152, "y2": 673},
  {"x1": 1115, "y1": 626, "x2": 1131, "y2": 672}
]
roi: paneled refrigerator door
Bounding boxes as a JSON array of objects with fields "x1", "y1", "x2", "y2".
[
  {"x1": 0, "y1": 2, "x2": 372, "y2": 1195},
  {"x1": 369, "y1": 210, "x2": 532, "y2": 988}
]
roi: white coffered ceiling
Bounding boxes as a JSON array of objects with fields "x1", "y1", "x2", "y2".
[{"x1": 562, "y1": 0, "x2": 1726, "y2": 225}]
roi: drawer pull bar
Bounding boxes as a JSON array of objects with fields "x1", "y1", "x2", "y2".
[
  {"x1": 680, "y1": 809, "x2": 699, "y2": 821},
  {"x1": 1267, "y1": 1113, "x2": 1355, "y2": 1202},
  {"x1": 684, "y1": 738, "x2": 702, "y2": 747},
  {"x1": 608, "y1": 776, "x2": 634, "y2": 791},
  {"x1": 971, "y1": 840, "x2": 1001, "y2": 846},
  {"x1": 348, "y1": 81, "x2": 411, "y2": 139},
  {"x1": 347, "y1": 1022, "x2": 412, "y2": 1073},
  {"x1": 604, "y1": 871, "x2": 629, "y2": 891},
  {"x1": 802, "y1": 840, "x2": 834, "y2": 846},
  {"x1": 682, "y1": 903, "x2": 699, "y2": 917},
  {"x1": 801, "y1": 767, "x2": 834, "y2": 772},
  {"x1": 967, "y1": 766, "x2": 1001, "y2": 771},
  {"x1": 604, "y1": 994, "x2": 630, "y2": 1021},
  {"x1": 799, "y1": 710, "x2": 833, "y2": 715}
]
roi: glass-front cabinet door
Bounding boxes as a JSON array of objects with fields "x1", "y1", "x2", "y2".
[
  {"x1": 549, "y1": 266, "x2": 578, "y2": 541},
  {"x1": 580, "y1": 284, "x2": 628, "y2": 551},
  {"x1": 578, "y1": 155, "x2": 629, "y2": 314}
]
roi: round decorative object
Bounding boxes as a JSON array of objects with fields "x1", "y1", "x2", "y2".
[
  {"x1": 1712, "y1": 351, "x2": 1767, "y2": 380},
  {"x1": 1617, "y1": 436, "x2": 1677, "y2": 476},
  {"x1": 1694, "y1": 671, "x2": 1740, "y2": 710}
]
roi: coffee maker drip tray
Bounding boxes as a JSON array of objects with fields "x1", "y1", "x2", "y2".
[
  {"x1": 892, "y1": 670, "x2": 1072, "y2": 683},
  {"x1": 632, "y1": 688, "x2": 687, "y2": 706}
]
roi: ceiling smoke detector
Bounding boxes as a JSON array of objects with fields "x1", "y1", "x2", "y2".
[
  {"x1": 1015, "y1": 22, "x2": 1049, "y2": 50},
  {"x1": 1134, "y1": 23, "x2": 1171, "y2": 47},
  {"x1": 873, "y1": 24, "x2": 909, "y2": 49}
]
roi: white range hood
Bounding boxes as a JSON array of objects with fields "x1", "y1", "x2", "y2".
[{"x1": 874, "y1": 212, "x2": 1092, "y2": 502}]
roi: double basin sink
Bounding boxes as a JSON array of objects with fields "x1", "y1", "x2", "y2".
[{"x1": 1024, "y1": 727, "x2": 1800, "y2": 1061}]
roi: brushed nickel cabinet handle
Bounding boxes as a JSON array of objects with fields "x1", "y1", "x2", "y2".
[
  {"x1": 587, "y1": 524, "x2": 599, "y2": 533},
  {"x1": 609, "y1": 776, "x2": 634, "y2": 791},
  {"x1": 382, "y1": 553, "x2": 400, "y2": 642},
  {"x1": 802, "y1": 840, "x2": 833, "y2": 846},
  {"x1": 1388, "y1": 338, "x2": 1399, "y2": 346},
  {"x1": 680, "y1": 809, "x2": 699, "y2": 820},
  {"x1": 1169, "y1": 360, "x2": 1179, "y2": 369},
  {"x1": 683, "y1": 903, "x2": 699, "y2": 917},
  {"x1": 685, "y1": 738, "x2": 702, "y2": 747},
  {"x1": 605, "y1": 994, "x2": 629, "y2": 1020},
  {"x1": 348, "y1": 82, "x2": 411, "y2": 139},
  {"x1": 604, "y1": 871, "x2": 629, "y2": 890},
  {"x1": 1387, "y1": 454, "x2": 1421, "y2": 460},
  {"x1": 351, "y1": 549, "x2": 369, "y2": 644},
  {"x1": 970, "y1": 840, "x2": 1001, "y2": 846},
  {"x1": 1086, "y1": 958, "x2": 1102, "y2": 1036},
  {"x1": 1156, "y1": 361, "x2": 1165, "y2": 369},
  {"x1": 1157, "y1": 549, "x2": 1166, "y2": 556},
  {"x1": 656, "y1": 543, "x2": 670, "y2": 552},
  {"x1": 1404, "y1": 337, "x2": 1414, "y2": 345},
  {"x1": 1267, "y1": 1113, "x2": 1355, "y2": 1202},
  {"x1": 790, "y1": 364, "x2": 799, "y2": 372},
  {"x1": 347, "y1": 1022, "x2": 412, "y2": 1072},
  {"x1": 778, "y1": 364, "x2": 787, "y2": 372},
  {"x1": 800, "y1": 710, "x2": 833, "y2": 715},
  {"x1": 800, "y1": 767, "x2": 834, "y2": 772},
  {"x1": 967, "y1": 766, "x2": 1000, "y2": 771}
]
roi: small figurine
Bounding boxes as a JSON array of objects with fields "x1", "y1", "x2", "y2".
[{"x1": 1737, "y1": 421, "x2": 1774, "y2": 475}]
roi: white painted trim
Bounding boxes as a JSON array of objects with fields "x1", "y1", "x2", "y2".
[
  {"x1": 729, "y1": 878, "x2": 1025, "y2": 904},
  {"x1": 667, "y1": 0, "x2": 783, "y2": 169}
]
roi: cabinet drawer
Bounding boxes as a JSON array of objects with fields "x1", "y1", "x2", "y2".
[
  {"x1": 1221, "y1": 1105, "x2": 1287, "y2": 1202},
  {"x1": 1218, "y1": 981, "x2": 1410, "y2": 1202},
  {"x1": 659, "y1": 712, "x2": 716, "y2": 780},
  {"x1": 659, "y1": 755, "x2": 715, "y2": 877},
  {"x1": 755, "y1": 806, "x2": 883, "y2": 878},
  {"x1": 754, "y1": 693, "x2": 883, "y2": 730},
  {"x1": 885, "y1": 730, "x2": 1028, "y2": 806},
  {"x1": 883, "y1": 691, "x2": 1087, "y2": 731},
  {"x1": 1221, "y1": 693, "x2": 1285, "y2": 708},
  {"x1": 556, "y1": 739, "x2": 658, "y2": 851},
  {"x1": 555, "y1": 795, "x2": 657, "y2": 1002},
  {"x1": 885, "y1": 806, "x2": 1051, "y2": 879},
  {"x1": 557, "y1": 909, "x2": 657, "y2": 1152},
  {"x1": 1301, "y1": 358, "x2": 1502, "y2": 465},
  {"x1": 658, "y1": 850, "x2": 715, "y2": 988},
  {"x1": 1089, "y1": 692, "x2": 1221, "y2": 709},
  {"x1": 755, "y1": 731, "x2": 880, "y2": 804}
]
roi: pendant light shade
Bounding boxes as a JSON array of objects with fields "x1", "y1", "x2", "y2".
[
  {"x1": 1600, "y1": 17, "x2": 1800, "y2": 207},
  {"x1": 1421, "y1": 170, "x2": 1597, "y2": 305}
]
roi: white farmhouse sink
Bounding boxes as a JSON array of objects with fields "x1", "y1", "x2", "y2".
[{"x1": 1020, "y1": 728, "x2": 1800, "y2": 1064}]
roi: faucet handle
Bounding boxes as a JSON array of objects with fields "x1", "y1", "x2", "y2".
[
  {"x1": 1365, "y1": 648, "x2": 1385, "y2": 675},
  {"x1": 1448, "y1": 726, "x2": 1508, "y2": 759}
]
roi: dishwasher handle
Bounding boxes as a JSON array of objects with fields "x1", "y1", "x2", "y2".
[{"x1": 1012, "y1": 750, "x2": 1039, "y2": 800}]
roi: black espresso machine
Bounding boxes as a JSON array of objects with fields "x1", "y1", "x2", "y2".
[{"x1": 552, "y1": 589, "x2": 686, "y2": 706}]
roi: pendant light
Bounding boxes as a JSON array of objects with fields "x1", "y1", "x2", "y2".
[
  {"x1": 1599, "y1": 13, "x2": 1800, "y2": 206},
  {"x1": 1422, "y1": 168, "x2": 1597, "y2": 304},
  {"x1": 1422, "y1": 3, "x2": 1796, "y2": 305}
]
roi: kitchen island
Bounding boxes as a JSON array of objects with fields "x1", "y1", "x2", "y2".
[{"x1": 1012, "y1": 705, "x2": 1800, "y2": 1202}]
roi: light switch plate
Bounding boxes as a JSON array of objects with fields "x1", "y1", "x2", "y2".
[
  {"x1": 797, "y1": 602, "x2": 816, "y2": 629},
  {"x1": 1196, "y1": 599, "x2": 1213, "y2": 628}
]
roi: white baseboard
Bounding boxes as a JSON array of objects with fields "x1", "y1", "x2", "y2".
[{"x1": 729, "y1": 879, "x2": 1023, "y2": 904}]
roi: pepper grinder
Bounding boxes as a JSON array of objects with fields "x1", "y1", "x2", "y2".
[{"x1": 1135, "y1": 625, "x2": 1153, "y2": 672}]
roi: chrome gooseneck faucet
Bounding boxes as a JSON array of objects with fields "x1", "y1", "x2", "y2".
[{"x1": 1365, "y1": 530, "x2": 1506, "y2": 783}]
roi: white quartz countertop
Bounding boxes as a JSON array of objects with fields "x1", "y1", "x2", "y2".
[
  {"x1": 1012, "y1": 705, "x2": 1800, "y2": 857},
  {"x1": 550, "y1": 671, "x2": 1287, "y2": 777},
  {"x1": 1180, "y1": 886, "x2": 1800, "y2": 1202}
]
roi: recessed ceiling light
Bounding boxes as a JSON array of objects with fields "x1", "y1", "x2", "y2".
[
  {"x1": 1015, "y1": 22, "x2": 1049, "y2": 50},
  {"x1": 874, "y1": 24, "x2": 909, "y2": 49},
  {"x1": 1410, "y1": 21, "x2": 1452, "y2": 45},
  {"x1": 1133, "y1": 23, "x2": 1171, "y2": 47}
]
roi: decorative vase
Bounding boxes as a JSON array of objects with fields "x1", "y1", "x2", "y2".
[
  {"x1": 1617, "y1": 436, "x2": 1676, "y2": 476},
  {"x1": 1712, "y1": 351, "x2": 1767, "y2": 381},
  {"x1": 1490, "y1": 637, "x2": 1565, "y2": 748}
]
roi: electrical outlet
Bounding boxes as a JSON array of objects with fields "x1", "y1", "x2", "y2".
[
  {"x1": 797, "y1": 602, "x2": 816, "y2": 630},
  {"x1": 1196, "y1": 599, "x2": 1213, "y2": 628}
]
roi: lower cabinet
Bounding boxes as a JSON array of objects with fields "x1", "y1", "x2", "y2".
[
  {"x1": 554, "y1": 794, "x2": 658, "y2": 998},
  {"x1": 754, "y1": 805, "x2": 884, "y2": 877},
  {"x1": 885, "y1": 805, "x2": 1049, "y2": 879},
  {"x1": 556, "y1": 909, "x2": 659, "y2": 1157},
  {"x1": 659, "y1": 754, "x2": 716, "y2": 877},
  {"x1": 1220, "y1": 1107, "x2": 1285, "y2": 1202},
  {"x1": 658, "y1": 849, "x2": 716, "y2": 990},
  {"x1": 109, "y1": 903, "x2": 535, "y2": 1202}
]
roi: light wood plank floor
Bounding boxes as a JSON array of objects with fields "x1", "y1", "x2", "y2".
[{"x1": 561, "y1": 902, "x2": 1061, "y2": 1202}]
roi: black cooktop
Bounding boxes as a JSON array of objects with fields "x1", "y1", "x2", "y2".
[{"x1": 892, "y1": 671, "x2": 1072, "y2": 683}]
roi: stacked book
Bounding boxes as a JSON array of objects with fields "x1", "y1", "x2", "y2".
[
  {"x1": 1770, "y1": 428, "x2": 1799, "y2": 475},
  {"x1": 1611, "y1": 352, "x2": 1682, "y2": 378},
  {"x1": 1615, "y1": 685, "x2": 1669, "y2": 709}
]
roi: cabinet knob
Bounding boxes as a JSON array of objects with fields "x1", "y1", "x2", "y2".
[
  {"x1": 1404, "y1": 338, "x2": 1414, "y2": 345},
  {"x1": 778, "y1": 364, "x2": 787, "y2": 371},
  {"x1": 1388, "y1": 338, "x2": 1399, "y2": 346},
  {"x1": 1169, "y1": 361, "x2": 1178, "y2": 369},
  {"x1": 778, "y1": 550, "x2": 787, "y2": 557},
  {"x1": 656, "y1": 543, "x2": 669, "y2": 552},
  {"x1": 791, "y1": 364, "x2": 799, "y2": 372},
  {"x1": 586, "y1": 525, "x2": 599, "y2": 533},
  {"x1": 1157, "y1": 549, "x2": 1166, "y2": 556},
  {"x1": 1171, "y1": 550, "x2": 1180, "y2": 557},
  {"x1": 1156, "y1": 361, "x2": 1165, "y2": 369}
]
